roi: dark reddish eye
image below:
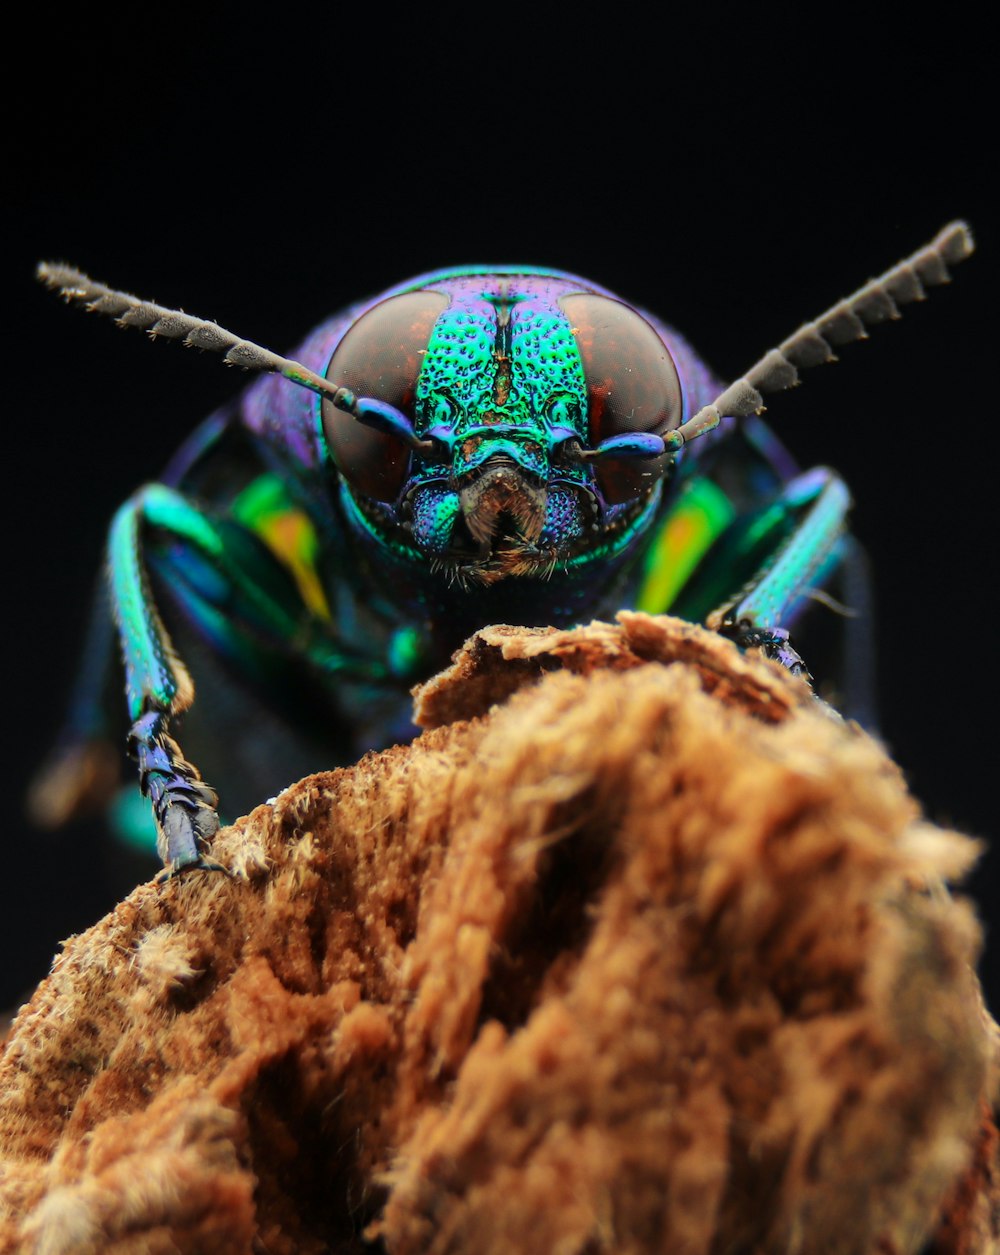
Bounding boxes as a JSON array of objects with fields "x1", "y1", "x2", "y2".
[
  {"x1": 322, "y1": 291, "x2": 448, "y2": 501},
  {"x1": 560, "y1": 293, "x2": 681, "y2": 503}
]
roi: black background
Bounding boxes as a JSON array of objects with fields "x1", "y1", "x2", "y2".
[{"x1": 3, "y1": 17, "x2": 994, "y2": 1013}]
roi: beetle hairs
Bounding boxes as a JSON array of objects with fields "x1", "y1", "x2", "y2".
[{"x1": 665, "y1": 220, "x2": 975, "y2": 454}]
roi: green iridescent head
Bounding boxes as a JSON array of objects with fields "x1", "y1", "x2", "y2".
[{"x1": 321, "y1": 269, "x2": 684, "y2": 586}]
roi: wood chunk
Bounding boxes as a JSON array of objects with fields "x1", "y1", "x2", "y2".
[{"x1": 2, "y1": 615, "x2": 995, "y2": 1254}]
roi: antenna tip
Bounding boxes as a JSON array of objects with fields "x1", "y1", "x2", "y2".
[
  {"x1": 937, "y1": 220, "x2": 975, "y2": 264},
  {"x1": 36, "y1": 261, "x2": 86, "y2": 293}
]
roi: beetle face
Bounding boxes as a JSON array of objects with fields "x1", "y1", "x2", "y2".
[{"x1": 322, "y1": 271, "x2": 684, "y2": 586}]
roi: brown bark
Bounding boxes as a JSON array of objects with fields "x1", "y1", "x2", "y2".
[{"x1": 1, "y1": 614, "x2": 995, "y2": 1253}]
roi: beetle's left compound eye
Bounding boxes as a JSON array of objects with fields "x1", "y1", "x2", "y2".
[
  {"x1": 560, "y1": 293, "x2": 682, "y2": 503},
  {"x1": 323, "y1": 291, "x2": 448, "y2": 501}
]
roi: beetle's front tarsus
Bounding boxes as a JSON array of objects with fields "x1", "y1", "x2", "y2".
[
  {"x1": 130, "y1": 711, "x2": 220, "y2": 868},
  {"x1": 719, "y1": 623, "x2": 814, "y2": 686},
  {"x1": 155, "y1": 854, "x2": 230, "y2": 884}
]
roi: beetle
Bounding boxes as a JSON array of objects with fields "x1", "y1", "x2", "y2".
[{"x1": 31, "y1": 224, "x2": 973, "y2": 872}]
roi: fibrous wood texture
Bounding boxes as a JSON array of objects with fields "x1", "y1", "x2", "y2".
[{"x1": 1, "y1": 614, "x2": 996, "y2": 1253}]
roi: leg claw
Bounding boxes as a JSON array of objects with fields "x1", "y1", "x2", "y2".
[
  {"x1": 720, "y1": 621, "x2": 815, "y2": 686},
  {"x1": 155, "y1": 854, "x2": 230, "y2": 884}
]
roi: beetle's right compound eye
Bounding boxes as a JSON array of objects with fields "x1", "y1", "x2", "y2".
[
  {"x1": 559, "y1": 293, "x2": 682, "y2": 504},
  {"x1": 322, "y1": 291, "x2": 448, "y2": 501}
]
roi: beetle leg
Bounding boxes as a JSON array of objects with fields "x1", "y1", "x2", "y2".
[
  {"x1": 707, "y1": 468, "x2": 851, "y2": 679},
  {"x1": 108, "y1": 482, "x2": 389, "y2": 870},
  {"x1": 109, "y1": 489, "x2": 220, "y2": 870},
  {"x1": 128, "y1": 710, "x2": 224, "y2": 873}
]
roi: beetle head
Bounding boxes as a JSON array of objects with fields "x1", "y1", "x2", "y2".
[{"x1": 321, "y1": 274, "x2": 684, "y2": 586}]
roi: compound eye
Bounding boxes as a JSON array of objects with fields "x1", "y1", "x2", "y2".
[
  {"x1": 560, "y1": 293, "x2": 682, "y2": 503},
  {"x1": 322, "y1": 290, "x2": 448, "y2": 501}
]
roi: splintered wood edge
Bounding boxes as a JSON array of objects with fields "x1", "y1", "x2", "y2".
[{"x1": 413, "y1": 613, "x2": 810, "y2": 731}]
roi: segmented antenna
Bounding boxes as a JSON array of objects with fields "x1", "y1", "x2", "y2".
[
  {"x1": 35, "y1": 263, "x2": 431, "y2": 451},
  {"x1": 664, "y1": 220, "x2": 975, "y2": 452}
]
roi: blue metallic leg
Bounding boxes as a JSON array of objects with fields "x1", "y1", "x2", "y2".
[
  {"x1": 708, "y1": 467, "x2": 851, "y2": 680},
  {"x1": 109, "y1": 489, "x2": 221, "y2": 871},
  {"x1": 108, "y1": 482, "x2": 388, "y2": 870},
  {"x1": 132, "y1": 711, "x2": 223, "y2": 877}
]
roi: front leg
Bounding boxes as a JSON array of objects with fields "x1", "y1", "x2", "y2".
[
  {"x1": 128, "y1": 711, "x2": 222, "y2": 874},
  {"x1": 707, "y1": 467, "x2": 851, "y2": 683},
  {"x1": 109, "y1": 487, "x2": 224, "y2": 870},
  {"x1": 724, "y1": 624, "x2": 814, "y2": 683},
  {"x1": 108, "y1": 482, "x2": 388, "y2": 871}
]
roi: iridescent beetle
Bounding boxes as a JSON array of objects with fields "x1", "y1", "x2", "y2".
[{"x1": 32, "y1": 224, "x2": 973, "y2": 871}]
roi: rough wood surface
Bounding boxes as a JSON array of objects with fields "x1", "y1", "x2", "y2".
[{"x1": 1, "y1": 614, "x2": 996, "y2": 1254}]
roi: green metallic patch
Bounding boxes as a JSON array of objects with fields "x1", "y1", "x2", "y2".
[
  {"x1": 415, "y1": 285, "x2": 589, "y2": 440},
  {"x1": 636, "y1": 478, "x2": 736, "y2": 614},
  {"x1": 232, "y1": 474, "x2": 331, "y2": 620}
]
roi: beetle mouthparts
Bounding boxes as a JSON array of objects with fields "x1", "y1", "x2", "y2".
[{"x1": 459, "y1": 464, "x2": 547, "y2": 548}]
